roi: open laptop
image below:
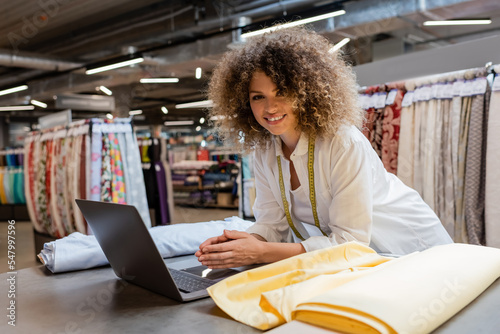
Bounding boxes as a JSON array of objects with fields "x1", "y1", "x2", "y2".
[{"x1": 75, "y1": 199, "x2": 243, "y2": 302}]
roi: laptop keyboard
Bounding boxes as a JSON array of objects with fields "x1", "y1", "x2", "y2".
[{"x1": 169, "y1": 268, "x2": 216, "y2": 293}]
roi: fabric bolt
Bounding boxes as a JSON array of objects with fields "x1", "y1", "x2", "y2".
[
  {"x1": 25, "y1": 140, "x2": 43, "y2": 233},
  {"x1": 292, "y1": 243, "x2": 500, "y2": 334},
  {"x1": 49, "y1": 138, "x2": 65, "y2": 238},
  {"x1": 0, "y1": 170, "x2": 6, "y2": 204},
  {"x1": 454, "y1": 96, "x2": 472, "y2": 243},
  {"x1": 100, "y1": 134, "x2": 112, "y2": 202},
  {"x1": 13, "y1": 170, "x2": 25, "y2": 204},
  {"x1": 90, "y1": 130, "x2": 103, "y2": 201},
  {"x1": 72, "y1": 135, "x2": 87, "y2": 234},
  {"x1": 381, "y1": 89, "x2": 403, "y2": 174},
  {"x1": 371, "y1": 109, "x2": 384, "y2": 159},
  {"x1": 412, "y1": 100, "x2": 425, "y2": 196},
  {"x1": 440, "y1": 98, "x2": 456, "y2": 237},
  {"x1": 162, "y1": 161, "x2": 175, "y2": 223},
  {"x1": 433, "y1": 97, "x2": 445, "y2": 225},
  {"x1": 464, "y1": 89, "x2": 489, "y2": 245},
  {"x1": 37, "y1": 140, "x2": 52, "y2": 234},
  {"x1": 123, "y1": 130, "x2": 151, "y2": 227},
  {"x1": 208, "y1": 242, "x2": 500, "y2": 333},
  {"x1": 485, "y1": 79, "x2": 500, "y2": 248},
  {"x1": 422, "y1": 98, "x2": 437, "y2": 212},
  {"x1": 60, "y1": 137, "x2": 74, "y2": 235},
  {"x1": 396, "y1": 102, "x2": 415, "y2": 188},
  {"x1": 108, "y1": 133, "x2": 126, "y2": 204},
  {"x1": 64, "y1": 137, "x2": 76, "y2": 234},
  {"x1": 155, "y1": 161, "x2": 169, "y2": 225},
  {"x1": 116, "y1": 133, "x2": 133, "y2": 205}
]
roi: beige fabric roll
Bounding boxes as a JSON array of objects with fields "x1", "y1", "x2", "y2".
[{"x1": 293, "y1": 243, "x2": 500, "y2": 334}]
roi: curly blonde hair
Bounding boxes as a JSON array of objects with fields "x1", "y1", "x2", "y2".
[{"x1": 207, "y1": 26, "x2": 363, "y2": 150}]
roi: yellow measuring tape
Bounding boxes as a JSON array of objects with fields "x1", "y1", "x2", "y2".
[{"x1": 277, "y1": 139, "x2": 328, "y2": 241}]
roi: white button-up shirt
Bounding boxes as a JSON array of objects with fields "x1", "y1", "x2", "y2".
[{"x1": 246, "y1": 125, "x2": 453, "y2": 255}]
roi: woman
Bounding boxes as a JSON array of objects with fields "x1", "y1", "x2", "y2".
[{"x1": 196, "y1": 26, "x2": 452, "y2": 269}]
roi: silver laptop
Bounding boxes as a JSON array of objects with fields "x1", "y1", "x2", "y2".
[{"x1": 75, "y1": 199, "x2": 242, "y2": 302}]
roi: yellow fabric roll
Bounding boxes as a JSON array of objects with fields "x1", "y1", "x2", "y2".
[
  {"x1": 207, "y1": 242, "x2": 392, "y2": 330},
  {"x1": 293, "y1": 243, "x2": 500, "y2": 334}
]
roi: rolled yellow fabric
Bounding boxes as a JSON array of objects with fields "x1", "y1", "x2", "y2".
[
  {"x1": 207, "y1": 242, "x2": 392, "y2": 330},
  {"x1": 293, "y1": 243, "x2": 500, "y2": 334}
]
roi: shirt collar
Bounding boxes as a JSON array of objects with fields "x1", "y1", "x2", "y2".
[{"x1": 273, "y1": 132, "x2": 309, "y2": 157}]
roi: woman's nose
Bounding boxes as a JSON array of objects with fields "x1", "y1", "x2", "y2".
[{"x1": 265, "y1": 98, "x2": 277, "y2": 113}]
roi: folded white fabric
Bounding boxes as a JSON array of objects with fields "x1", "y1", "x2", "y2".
[{"x1": 38, "y1": 216, "x2": 253, "y2": 273}]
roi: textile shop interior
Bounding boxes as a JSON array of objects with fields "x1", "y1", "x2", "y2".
[{"x1": 1, "y1": 0, "x2": 500, "y2": 333}]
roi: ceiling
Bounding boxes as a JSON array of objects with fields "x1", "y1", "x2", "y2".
[{"x1": 1, "y1": 0, "x2": 500, "y2": 130}]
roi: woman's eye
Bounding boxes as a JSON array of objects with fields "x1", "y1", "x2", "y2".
[{"x1": 251, "y1": 95, "x2": 263, "y2": 101}]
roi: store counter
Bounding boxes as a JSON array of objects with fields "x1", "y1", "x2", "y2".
[{"x1": 1, "y1": 255, "x2": 499, "y2": 333}]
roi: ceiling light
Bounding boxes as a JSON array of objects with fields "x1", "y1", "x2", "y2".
[
  {"x1": 196, "y1": 126, "x2": 201, "y2": 131},
  {"x1": 0, "y1": 105, "x2": 35, "y2": 111},
  {"x1": 175, "y1": 100, "x2": 213, "y2": 109},
  {"x1": 86, "y1": 57, "x2": 144, "y2": 75},
  {"x1": 201, "y1": 140, "x2": 206, "y2": 147},
  {"x1": 129, "y1": 109, "x2": 143, "y2": 115},
  {"x1": 241, "y1": 10, "x2": 346, "y2": 38},
  {"x1": 423, "y1": 19, "x2": 492, "y2": 26},
  {"x1": 164, "y1": 120, "x2": 195, "y2": 126},
  {"x1": 329, "y1": 38, "x2": 351, "y2": 52},
  {"x1": 99, "y1": 86, "x2": 113, "y2": 95},
  {"x1": 30, "y1": 99, "x2": 48, "y2": 108},
  {"x1": 0, "y1": 85, "x2": 28, "y2": 96},
  {"x1": 161, "y1": 106, "x2": 169, "y2": 114},
  {"x1": 195, "y1": 67, "x2": 202, "y2": 79},
  {"x1": 199, "y1": 117, "x2": 205, "y2": 124},
  {"x1": 106, "y1": 113, "x2": 114, "y2": 119},
  {"x1": 140, "y1": 78, "x2": 179, "y2": 83}
]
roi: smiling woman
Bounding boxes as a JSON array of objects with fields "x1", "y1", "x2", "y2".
[{"x1": 197, "y1": 26, "x2": 452, "y2": 270}]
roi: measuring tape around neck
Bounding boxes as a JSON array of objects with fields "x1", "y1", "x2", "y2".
[{"x1": 277, "y1": 139, "x2": 328, "y2": 241}]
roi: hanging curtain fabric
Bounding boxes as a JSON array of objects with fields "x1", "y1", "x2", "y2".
[
  {"x1": 397, "y1": 81, "x2": 416, "y2": 188},
  {"x1": 362, "y1": 63, "x2": 497, "y2": 247},
  {"x1": 381, "y1": 82, "x2": 404, "y2": 175},
  {"x1": 24, "y1": 118, "x2": 151, "y2": 238},
  {"x1": 485, "y1": 67, "x2": 500, "y2": 248}
]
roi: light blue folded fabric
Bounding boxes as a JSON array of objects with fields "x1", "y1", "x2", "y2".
[{"x1": 38, "y1": 217, "x2": 254, "y2": 273}]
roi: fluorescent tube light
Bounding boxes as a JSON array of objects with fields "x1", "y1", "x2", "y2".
[
  {"x1": 129, "y1": 109, "x2": 143, "y2": 115},
  {"x1": 164, "y1": 120, "x2": 195, "y2": 126},
  {"x1": 30, "y1": 99, "x2": 48, "y2": 108},
  {"x1": 195, "y1": 67, "x2": 202, "y2": 79},
  {"x1": 99, "y1": 86, "x2": 113, "y2": 95},
  {"x1": 140, "y1": 78, "x2": 179, "y2": 83},
  {"x1": 423, "y1": 19, "x2": 491, "y2": 26},
  {"x1": 329, "y1": 38, "x2": 351, "y2": 52},
  {"x1": 175, "y1": 100, "x2": 213, "y2": 109},
  {"x1": 0, "y1": 85, "x2": 28, "y2": 96},
  {"x1": 241, "y1": 10, "x2": 346, "y2": 38},
  {"x1": 86, "y1": 58, "x2": 144, "y2": 75},
  {"x1": 161, "y1": 106, "x2": 169, "y2": 114},
  {"x1": 0, "y1": 105, "x2": 35, "y2": 111}
]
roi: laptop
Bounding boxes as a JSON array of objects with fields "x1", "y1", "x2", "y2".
[{"x1": 75, "y1": 199, "x2": 244, "y2": 302}]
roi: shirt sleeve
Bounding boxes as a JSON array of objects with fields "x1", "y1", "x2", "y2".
[
  {"x1": 301, "y1": 138, "x2": 374, "y2": 252},
  {"x1": 245, "y1": 149, "x2": 291, "y2": 243}
]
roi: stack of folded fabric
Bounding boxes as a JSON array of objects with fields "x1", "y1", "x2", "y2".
[{"x1": 38, "y1": 217, "x2": 253, "y2": 273}]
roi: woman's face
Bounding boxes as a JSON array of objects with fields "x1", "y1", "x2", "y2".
[{"x1": 248, "y1": 71, "x2": 299, "y2": 141}]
